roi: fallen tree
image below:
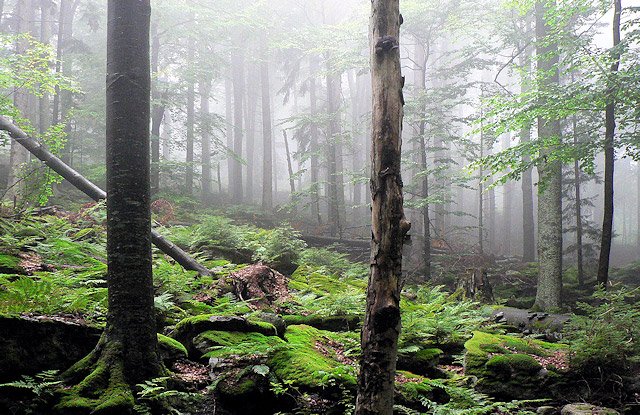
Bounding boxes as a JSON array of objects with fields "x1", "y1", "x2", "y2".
[{"x1": 0, "y1": 116, "x2": 212, "y2": 276}]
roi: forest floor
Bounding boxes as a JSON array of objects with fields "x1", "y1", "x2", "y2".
[{"x1": 0, "y1": 198, "x2": 638, "y2": 415}]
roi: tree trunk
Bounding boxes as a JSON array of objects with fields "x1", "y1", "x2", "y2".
[
  {"x1": 520, "y1": 39, "x2": 536, "y2": 263},
  {"x1": 309, "y1": 56, "x2": 321, "y2": 224},
  {"x1": 597, "y1": 0, "x2": 621, "y2": 288},
  {"x1": 245, "y1": 61, "x2": 257, "y2": 203},
  {"x1": 535, "y1": 0, "x2": 563, "y2": 311},
  {"x1": 225, "y1": 74, "x2": 233, "y2": 196},
  {"x1": 283, "y1": 130, "x2": 296, "y2": 196},
  {"x1": 261, "y1": 37, "x2": 273, "y2": 211},
  {"x1": 502, "y1": 134, "x2": 513, "y2": 256},
  {"x1": 572, "y1": 115, "x2": 584, "y2": 287},
  {"x1": 38, "y1": 0, "x2": 53, "y2": 135},
  {"x1": 326, "y1": 68, "x2": 343, "y2": 237},
  {"x1": 150, "y1": 21, "x2": 163, "y2": 196},
  {"x1": 479, "y1": 107, "x2": 485, "y2": 256},
  {"x1": 414, "y1": 42, "x2": 431, "y2": 280},
  {"x1": 231, "y1": 43, "x2": 245, "y2": 204},
  {"x1": 104, "y1": 0, "x2": 161, "y2": 387},
  {"x1": 185, "y1": 39, "x2": 195, "y2": 196},
  {"x1": 200, "y1": 77, "x2": 212, "y2": 204},
  {"x1": 0, "y1": 117, "x2": 212, "y2": 277},
  {"x1": 6, "y1": 0, "x2": 36, "y2": 204},
  {"x1": 355, "y1": 1, "x2": 409, "y2": 413}
]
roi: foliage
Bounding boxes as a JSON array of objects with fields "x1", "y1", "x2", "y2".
[
  {"x1": 400, "y1": 286, "x2": 492, "y2": 349},
  {"x1": 134, "y1": 377, "x2": 202, "y2": 415},
  {"x1": 0, "y1": 370, "x2": 61, "y2": 414},
  {"x1": 564, "y1": 286, "x2": 640, "y2": 390}
]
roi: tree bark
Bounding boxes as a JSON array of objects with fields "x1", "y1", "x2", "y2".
[
  {"x1": 326, "y1": 68, "x2": 343, "y2": 237},
  {"x1": 520, "y1": 35, "x2": 536, "y2": 263},
  {"x1": 0, "y1": 117, "x2": 212, "y2": 277},
  {"x1": 572, "y1": 114, "x2": 584, "y2": 287},
  {"x1": 535, "y1": 0, "x2": 563, "y2": 311},
  {"x1": 150, "y1": 21, "x2": 163, "y2": 196},
  {"x1": 6, "y1": 0, "x2": 36, "y2": 203},
  {"x1": 185, "y1": 39, "x2": 195, "y2": 196},
  {"x1": 105, "y1": 0, "x2": 160, "y2": 387},
  {"x1": 309, "y1": 56, "x2": 321, "y2": 224},
  {"x1": 200, "y1": 76, "x2": 212, "y2": 204},
  {"x1": 38, "y1": 0, "x2": 53, "y2": 135},
  {"x1": 261, "y1": 37, "x2": 273, "y2": 211},
  {"x1": 597, "y1": 0, "x2": 621, "y2": 288},
  {"x1": 231, "y1": 42, "x2": 245, "y2": 204},
  {"x1": 502, "y1": 134, "x2": 513, "y2": 256},
  {"x1": 355, "y1": 1, "x2": 409, "y2": 413},
  {"x1": 283, "y1": 130, "x2": 296, "y2": 195},
  {"x1": 414, "y1": 41, "x2": 431, "y2": 280}
]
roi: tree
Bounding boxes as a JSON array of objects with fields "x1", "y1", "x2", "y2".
[
  {"x1": 57, "y1": 0, "x2": 162, "y2": 411},
  {"x1": 534, "y1": 0, "x2": 563, "y2": 311},
  {"x1": 597, "y1": 0, "x2": 622, "y2": 287},
  {"x1": 356, "y1": 0, "x2": 410, "y2": 413}
]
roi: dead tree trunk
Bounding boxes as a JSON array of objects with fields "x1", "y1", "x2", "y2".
[
  {"x1": 0, "y1": 116, "x2": 212, "y2": 276},
  {"x1": 355, "y1": 1, "x2": 410, "y2": 414}
]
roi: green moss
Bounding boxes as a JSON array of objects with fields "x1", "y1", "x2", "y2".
[
  {"x1": 157, "y1": 333, "x2": 188, "y2": 359},
  {"x1": 195, "y1": 330, "x2": 285, "y2": 359},
  {"x1": 268, "y1": 325, "x2": 357, "y2": 390},
  {"x1": 486, "y1": 354, "x2": 542, "y2": 375}
]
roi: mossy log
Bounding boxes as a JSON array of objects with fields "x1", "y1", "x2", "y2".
[{"x1": 493, "y1": 307, "x2": 570, "y2": 340}]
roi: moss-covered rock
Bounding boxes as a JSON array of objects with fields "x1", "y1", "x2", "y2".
[
  {"x1": 268, "y1": 325, "x2": 358, "y2": 391},
  {"x1": 394, "y1": 371, "x2": 449, "y2": 411},
  {"x1": 0, "y1": 316, "x2": 101, "y2": 382},
  {"x1": 157, "y1": 333, "x2": 187, "y2": 363},
  {"x1": 397, "y1": 348, "x2": 443, "y2": 377},
  {"x1": 282, "y1": 314, "x2": 360, "y2": 332},
  {"x1": 464, "y1": 331, "x2": 568, "y2": 400},
  {"x1": 173, "y1": 314, "x2": 277, "y2": 357},
  {"x1": 194, "y1": 330, "x2": 285, "y2": 360}
]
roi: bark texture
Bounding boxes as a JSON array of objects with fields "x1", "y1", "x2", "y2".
[
  {"x1": 355, "y1": 1, "x2": 409, "y2": 414},
  {"x1": 534, "y1": 0, "x2": 563, "y2": 311},
  {"x1": 104, "y1": 0, "x2": 161, "y2": 386},
  {"x1": 261, "y1": 37, "x2": 273, "y2": 211},
  {"x1": 597, "y1": 0, "x2": 621, "y2": 287}
]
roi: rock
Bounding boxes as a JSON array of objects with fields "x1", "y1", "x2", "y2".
[
  {"x1": 561, "y1": 404, "x2": 619, "y2": 415},
  {"x1": 282, "y1": 314, "x2": 360, "y2": 332},
  {"x1": 537, "y1": 406, "x2": 557, "y2": 415},
  {"x1": 256, "y1": 312, "x2": 286, "y2": 337},
  {"x1": 0, "y1": 315, "x2": 101, "y2": 382},
  {"x1": 173, "y1": 314, "x2": 278, "y2": 358},
  {"x1": 397, "y1": 348, "x2": 443, "y2": 377},
  {"x1": 222, "y1": 264, "x2": 290, "y2": 309}
]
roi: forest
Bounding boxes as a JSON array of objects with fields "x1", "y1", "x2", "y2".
[{"x1": 0, "y1": 0, "x2": 639, "y2": 414}]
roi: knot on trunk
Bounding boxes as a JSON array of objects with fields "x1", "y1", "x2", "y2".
[{"x1": 375, "y1": 35, "x2": 399, "y2": 56}]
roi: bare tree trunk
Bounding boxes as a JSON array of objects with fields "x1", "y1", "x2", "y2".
[
  {"x1": 225, "y1": 75, "x2": 233, "y2": 196},
  {"x1": 356, "y1": 1, "x2": 409, "y2": 413},
  {"x1": 245, "y1": 61, "x2": 257, "y2": 203},
  {"x1": 231, "y1": 42, "x2": 245, "y2": 204},
  {"x1": 200, "y1": 77, "x2": 212, "y2": 204},
  {"x1": 326, "y1": 68, "x2": 343, "y2": 237},
  {"x1": 261, "y1": 37, "x2": 273, "y2": 211},
  {"x1": 415, "y1": 41, "x2": 431, "y2": 279},
  {"x1": 309, "y1": 56, "x2": 321, "y2": 224},
  {"x1": 572, "y1": 115, "x2": 584, "y2": 287},
  {"x1": 535, "y1": 0, "x2": 563, "y2": 311},
  {"x1": 283, "y1": 130, "x2": 296, "y2": 195},
  {"x1": 502, "y1": 134, "x2": 513, "y2": 256},
  {"x1": 38, "y1": 0, "x2": 53, "y2": 135},
  {"x1": 520, "y1": 37, "x2": 536, "y2": 262},
  {"x1": 185, "y1": 39, "x2": 195, "y2": 196},
  {"x1": 6, "y1": 0, "x2": 36, "y2": 203},
  {"x1": 597, "y1": 0, "x2": 621, "y2": 288},
  {"x1": 150, "y1": 22, "x2": 163, "y2": 196}
]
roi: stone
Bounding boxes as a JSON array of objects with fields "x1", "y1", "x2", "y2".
[{"x1": 561, "y1": 403, "x2": 619, "y2": 415}]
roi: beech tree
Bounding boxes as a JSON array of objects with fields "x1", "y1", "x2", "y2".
[
  {"x1": 356, "y1": 0, "x2": 410, "y2": 413},
  {"x1": 57, "y1": 1, "x2": 162, "y2": 412}
]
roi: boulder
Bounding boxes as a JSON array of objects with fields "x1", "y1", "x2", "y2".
[{"x1": 561, "y1": 404, "x2": 619, "y2": 415}]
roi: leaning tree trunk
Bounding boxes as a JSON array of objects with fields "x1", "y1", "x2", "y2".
[
  {"x1": 355, "y1": 1, "x2": 410, "y2": 414},
  {"x1": 0, "y1": 118, "x2": 212, "y2": 277},
  {"x1": 308, "y1": 56, "x2": 321, "y2": 224},
  {"x1": 534, "y1": 0, "x2": 563, "y2": 311},
  {"x1": 597, "y1": 0, "x2": 621, "y2": 288},
  {"x1": 200, "y1": 76, "x2": 213, "y2": 204}
]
